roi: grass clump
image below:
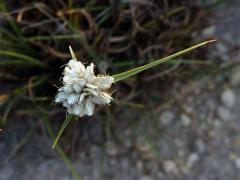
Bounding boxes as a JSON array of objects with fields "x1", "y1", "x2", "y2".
[{"x1": 0, "y1": 0, "x2": 217, "y2": 150}]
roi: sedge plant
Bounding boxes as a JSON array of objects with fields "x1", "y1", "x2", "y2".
[{"x1": 52, "y1": 40, "x2": 216, "y2": 149}]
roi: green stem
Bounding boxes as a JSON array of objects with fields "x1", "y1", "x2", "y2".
[
  {"x1": 51, "y1": 114, "x2": 74, "y2": 149},
  {"x1": 112, "y1": 40, "x2": 216, "y2": 82}
]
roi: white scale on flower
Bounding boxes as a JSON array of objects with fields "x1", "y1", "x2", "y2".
[{"x1": 55, "y1": 47, "x2": 113, "y2": 117}]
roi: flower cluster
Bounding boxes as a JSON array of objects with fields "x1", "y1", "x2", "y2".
[{"x1": 55, "y1": 59, "x2": 114, "y2": 117}]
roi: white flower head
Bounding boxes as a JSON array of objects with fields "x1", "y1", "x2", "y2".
[{"x1": 55, "y1": 46, "x2": 114, "y2": 117}]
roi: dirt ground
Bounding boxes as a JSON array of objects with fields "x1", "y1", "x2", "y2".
[{"x1": 0, "y1": 0, "x2": 240, "y2": 179}]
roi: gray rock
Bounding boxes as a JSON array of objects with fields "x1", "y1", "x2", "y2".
[
  {"x1": 235, "y1": 158, "x2": 240, "y2": 170},
  {"x1": 139, "y1": 175, "x2": 152, "y2": 180},
  {"x1": 181, "y1": 114, "x2": 192, "y2": 127},
  {"x1": 187, "y1": 153, "x2": 199, "y2": 168},
  {"x1": 163, "y1": 160, "x2": 178, "y2": 174},
  {"x1": 106, "y1": 142, "x2": 118, "y2": 157},
  {"x1": 195, "y1": 139, "x2": 206, "y2": 153},
  {"x1": 217, "y1": 106, "x2": 232, "y2": 121},
  {"x1": 221, "y1": 89, "x2": 235, "y2": 108},
  {"x1": 202, "y1": 26, "x2": 216, "y2": 37},
  {"x1": 231, "y1": 66, "x2": 240, "y2": 85},
  {"x1": 159, "y1": 111, "x2": 175, "y2": 126}
]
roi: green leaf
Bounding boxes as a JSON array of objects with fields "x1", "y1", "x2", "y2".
[{"x1": 112, "y1": 40, "x2": 216, "y2": 82}]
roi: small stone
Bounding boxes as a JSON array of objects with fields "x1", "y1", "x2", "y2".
[
  {"x1": 159, "y1": 111, "x2": 175, "y2": 126},
  {"x1": 121, "y1": 158, "x2": 130, "y2": 169},
  {"x1": 181, "y1": 114, "x2": 191, "y2": 127},
  {"x1": 235, "y1": 158, "x2": 240, "y2": 169},
  {"x1": 202, "y1": 26, "x2": 216, "y2": 37},
  {"x1": 139, "y1": 175, "x2": 151, "y2": 180},
  {"x1": 213, "y1": 119, "x2": 222, "y2": 128},
  {"x1": 109, "y1": 158, "x2": 117, "y2": 165},
  {"x1": 156, "y1": 171, "x2": 164, "y2": 179},
  {"x1": 187, "y1": 153, "x2": 199, "y2": 168},
  {"x1": 163, "y1": 160, "x2": 178, "y2": 174},
  {"x1": 217, "y1": 106, "x2": 231, "y2": 121},
  {"x1": 136, "y1": 160, "x2": 144, "y2": 170},
  {"x1": 221, "y1": 89, "x2": 235, "y2": 108},
  {"x1": 216, "y1": 42, "x2": 227, "y2": 54},
  {"x1": 106, "y1": 142, "x2": 118, "y2": 156},
  {"x1": 195, "y1": 139, "x2": 206, "y2": 153},
  {"x1": 231, "y1": 66, "x2": 240, "y2": 85}
]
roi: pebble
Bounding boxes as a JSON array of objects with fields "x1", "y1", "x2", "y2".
[
  {"x1": 136, "y1": 160, "x2": 144, "y2": 170},
  {"x1": 121, "y1": 158, "x2": 130, "y2": 169},
  {"x1": 221, "y1": 89, "x2": 235, "y2": 108},
  {"x1": 202, "y1": 26, "x2": 216, "y2": 37},
  {"x1": 156, "y1": 171, "x2": 164, "y2": 179},
  {"x1": 217, "y1": 106, "x2": 231, "y2": 121},
  {"x1": 187, "y1": 153, "x2": 199, "y2": 168},
  {"x1": 106, "y1": 142, "x2": 118, "y2": 156},
  {"x1": 181, "y1": 114, "x2": 192, "y2": 127},
  {"x1": 159, "y1": 111, "x2": 175, "y2": 126},
  {"x1": 215, "y1": 43, "x2": 229, "y2": 61},
  {"x1": 195, "y1": 139, "x2": 206, "y2": 153},
  {"x1": 231, "y1": 66, "x2": 240, "y2": 85},
  {"x1": 235, "y1": 158, "x2": 240, "y2": 169},
  {"x1": 163, "y1": 160, "x2": 178, "y2": 174},
  {"x1": 139, "y1": 175, "x2": 152, "y2": 180},
  {"x1": 216, "y1": 42, "x2": 228, "y2": 54}
]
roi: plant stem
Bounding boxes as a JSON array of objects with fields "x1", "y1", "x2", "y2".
[
  {"x1": 112, "y1": 40, "x2": 216, "y2": 82},
  {"x1": 52, "y1": 114, "x2": 74, "y2": 149}
]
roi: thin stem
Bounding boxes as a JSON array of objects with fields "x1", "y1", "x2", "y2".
[
  {"x1": 112, "y1": 40, "x2": 216, "y2": 82},
  {"x1": 51, "y1": 114, "x2": 74, "y2": 149}
]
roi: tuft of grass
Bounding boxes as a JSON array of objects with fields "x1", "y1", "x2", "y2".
[{"x1": 0, "y1": 0, "x2": 219, "y2": 155}]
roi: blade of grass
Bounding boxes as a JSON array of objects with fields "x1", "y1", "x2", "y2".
[
  {"x1": 0, "y1": 60, "x2": 36, "y2": 66},
  {"x1": 0, "y1": 27, "x2": 17, "y2": 41},
  {"x1": 168, "y1": 59, "x2": 213, "y2": 65},
  {"x1": 1, "y1": 96, "x2": 16, "y2": 124},
  {"x1": 112, "y1": 40, "x2": 216, "y2": 82},
  {"x1": 42, "y1": 115, "x2": 80, "y2": 180},
  {"x1": 0, "y1": 2, "x2": 36, "y2": 53},
  {"x1": 4, "y1": 129, "x2": 34, "y2": 164},
  {"x1": 113, "y1": 100, "x2": 145, "y2": 109},
  {"x1": 26, "y1": 34, "x2": 82, "y2": 41},
  {"x1": 0, "y1": 50, "x2": 43, "y2": 67},
  {"x1": 51, "y1": 114, "x2": 75, "y2": 149},
  {"x1": 0, "y1": 2, "x2": 23, "y2": 38}
]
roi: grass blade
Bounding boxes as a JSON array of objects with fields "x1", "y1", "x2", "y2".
[
  {"x1": 112, "y1": 40, "x2": 216, "y2": 82},
  {"x1": 51, "y1": 114, "x2": 74, "y2": 149},
  {"x1": 42, "y1": 115, "x2": 80, "y2": 180},
  {"x1": 26, "y1": 34, "x2": 82, "y2": 41},
  {"x1": 0, "y1": 50, "x2": 43, "y2": 67}
]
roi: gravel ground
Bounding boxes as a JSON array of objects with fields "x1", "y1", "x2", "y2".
[{"x1": 0, "y1": 0, "x2": 240, "y2": 180}]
